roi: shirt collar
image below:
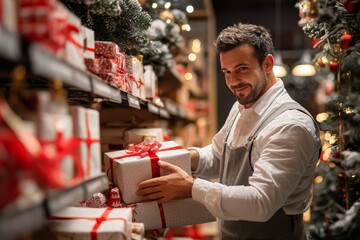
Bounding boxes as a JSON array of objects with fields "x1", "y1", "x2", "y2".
[{"x1": 238, "y1": 78, "x2": 284, "y2": 116}]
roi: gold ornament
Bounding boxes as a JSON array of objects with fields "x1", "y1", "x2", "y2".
[
  {"x1": 308, "y1": 0, "x2": 318, "y2": 18},
  {"x1": 137, "y1": 0, "x2": 146, "y2": 5},
  {"x1": 332, "y1": 43, "x2": 343, "y2": 56}
]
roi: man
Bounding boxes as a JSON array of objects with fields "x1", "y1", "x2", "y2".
[{"x1": 136, "y1": 23, "x2": 321, "y2": 240}]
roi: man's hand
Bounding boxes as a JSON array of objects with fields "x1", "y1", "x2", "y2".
[{"x1": 136, "y1": 161, "x2": 194, "y2": 203}]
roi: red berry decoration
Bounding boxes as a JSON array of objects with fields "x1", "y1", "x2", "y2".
[
  {"x1": 340, "y1": 32, "x2": 354, "y2": 49},
  {"x1": 329, "y1": 61, "x2": 338, "y2": 73},
  {"x1": 343, "y1": 0, "x2": 360, "y2": 13}
]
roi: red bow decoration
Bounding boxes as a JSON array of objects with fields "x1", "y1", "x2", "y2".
[{"x1": 125, "y1": 141, "x2": 162, "y2": 158}]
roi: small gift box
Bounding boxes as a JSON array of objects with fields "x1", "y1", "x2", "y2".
[
  {"x1": 98, "y1": 58, "x2": 119, "y2": 74},
  {"x1": 95, "y1": 41, "x2": 122, "y2": 59},
  {"x1": 69, "y1": 106, "x2": 101, "y2": 179},
  {"x1": 48, "y1": 207, "x2": 133, "y2": 240},
  {"x1": 80, "y1": 26, "x2": 95, "y2": 59},
  {"x1": 85, "y1": 58, "x2": 100, "y2": 74},
  {"x1": 127, "y1": 198, "x2": 216, "y2": 230},
  {"x1": 104, "y1": 141, "x2": 191, "y2": 204},
  {"x1": 124, "y1": 128, "x2": 164, "y2": 146},
  {"x1": 143, "y1": 65, "x2": 157, "y2": 100},
  {"x1": 64, "y1": 10, "x2": 86, "y2": 71}
]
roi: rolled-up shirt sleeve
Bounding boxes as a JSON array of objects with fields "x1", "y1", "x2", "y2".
[{"x1": 191, "y1": 113, "x2": 320, "y2": 222}]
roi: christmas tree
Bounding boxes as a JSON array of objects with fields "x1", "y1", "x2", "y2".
[{"x1": 296, "y1": 0, "x2": 360, "y2": 239}]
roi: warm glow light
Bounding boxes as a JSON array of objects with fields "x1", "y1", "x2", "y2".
[
  {"x1": 152, "y1": 3, "x2": 157, "y2": 8},
  {"x1": 186, "y1": 5, "x2": 194, "y2": 13},
  {"x1": 188, "y1": 53, "x2": 196, "y2": 61},
  {"x1": 184, "y1": 72, "x2": 193, "y2": 80},
  {"x1": 303, "y1": 209, "x2": 311, "y2": 222},
  {"x1": 164, "y1": 2, "x2": 171, "y2": 9},
  {"x1": 292, "y1": 52, "x2": 316, "y2": 77},
  {"x1": 316, "y1": 112, "x2": 329, "y2": 123},
  {"x1": 292, "y1": 64, "x2": 316, "y2": 76},
  {"x1": 192, "y1": 39, "x2": 201, "y2": 47},
  {"x1": 273, "y1": 66, "x2": 288, "y2": 78},
  {"x1": 192, "y1": 45, "x2": 201, "y2": 53},
  {"x1": 182, "y1": 24, "x2": 191, "y2": 31},
  {"x1": 166, "y1": 19, "x2": 171, "y2": 24},
  {"x1": 314, "y1": 176, "x2": 323, "y2": 184}
]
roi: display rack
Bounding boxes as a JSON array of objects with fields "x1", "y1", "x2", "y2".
[
  {"x1": 0, "y1": 25, "x2": 195, "y2": 240},
  {"x1": 0, "y1": 174, "x2": 109, "y2": 240}
]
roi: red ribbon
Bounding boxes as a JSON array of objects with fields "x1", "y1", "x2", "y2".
[
  {"x1": 50, "y1": 208, "x2": 127, "y2": 240},
  {"x1": 74, "y1": 111, "x2": 100, "y2": 177},
  {"x1": 129, "y1": 75, "x2": 144, "y2": 89},
  {"x1": 109, "y1": 142, "x2": 184, "y2": 229}
]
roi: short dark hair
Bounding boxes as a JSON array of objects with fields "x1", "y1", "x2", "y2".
[{"x1": 214, "y1": 23, "x2": 274, "y2": 65}]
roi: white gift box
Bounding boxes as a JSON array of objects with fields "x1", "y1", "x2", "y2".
[
  {"x1": 65, "y1": 10, "x2": 86, "y2": 71},
  {"x1": 143, "y1": 65, "x2": 157, "y2": 100},
  {"x1": 48, "y1": 207, "x2": 133, "y2": 240},
  {"x1": 130, "y1": 57, "x2": 144, "y2": 98},
  {"x1": 69, "y1": 106, "x2": 101, "y2": 179},
  {"x1": 80, "y1": 26, "x2": 95, "y2": 59},
  {"x1": 124, "y1": 128, "x2": 164, "y2": 146},
  {"x1": 35, "y1": 112, "x2": 82, "y2": 187},
  {"x1": 104, "y1": 141, "x2": 191, "y2": 204},
  {"x1": 128, "y1": 198, "x2": 216, "y2": 230}
]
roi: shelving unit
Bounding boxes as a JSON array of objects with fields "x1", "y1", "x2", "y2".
[
  {"x1": 0, "y1": 174, "x2": 109, "y2": 240},
  {"x1": 0, "y1": 23, "x2": 195, "y2": 240}
]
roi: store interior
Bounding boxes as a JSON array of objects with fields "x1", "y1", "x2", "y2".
[{"x1": 0, "y1": 0, "x2": 359, "y2": 239}]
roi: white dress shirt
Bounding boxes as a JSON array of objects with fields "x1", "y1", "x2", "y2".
[{"x1": 191, "y1": 79, "x2": 321, "y2": 222}]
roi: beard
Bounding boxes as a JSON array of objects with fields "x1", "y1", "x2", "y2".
[{"x1": 232, "y1": 72, "x2": 267, "y2": 106}]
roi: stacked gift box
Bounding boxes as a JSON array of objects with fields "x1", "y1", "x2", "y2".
[
  {"x1": 84, "y1": 41, "x2": 131, "y2": 92},
  {"x1": 17, "y1": 0, "x2": 86, "y2": 71},
  {"x1": 101, "y1": 140, "x2": 215, "y2": 230}
]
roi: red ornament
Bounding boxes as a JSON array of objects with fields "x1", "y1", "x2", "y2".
[
  {"x1": 329, "y1": 61, "x2": 338, "y2": 73},
  {"x1": 343, "y1": 0, "x2": 360, "y2": 13},
  {"x1": 340, "y1": 32, "x2": 354, "y2": 49}
]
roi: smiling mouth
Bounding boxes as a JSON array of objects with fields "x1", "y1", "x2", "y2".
[{"x1": 233, "y1": 85, "x2": 249, "y2": 94}]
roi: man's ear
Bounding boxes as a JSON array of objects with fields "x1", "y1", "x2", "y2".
[{"x1": 263, "y1": 54, "x2": 274, "y2": 72}]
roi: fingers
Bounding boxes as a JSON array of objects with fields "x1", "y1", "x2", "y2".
[{"x1": 157, "y1": 161, "x2": 180, "y2": 173}]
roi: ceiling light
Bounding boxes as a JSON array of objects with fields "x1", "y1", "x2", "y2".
[
  {"x1": 292, "y1": 51, "x2": 316, "y2": 77},
  {"x1": 273, "y1": 52, "x2": 289, "y2": 78}
]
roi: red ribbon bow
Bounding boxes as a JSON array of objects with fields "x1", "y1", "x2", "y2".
[{"x1": 125, "y1": 141, "x2": 162, "y2": 158}]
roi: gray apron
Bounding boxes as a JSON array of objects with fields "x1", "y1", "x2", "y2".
[{"x1": 220, "y1": 101, "x2": 316, "y2": 240}]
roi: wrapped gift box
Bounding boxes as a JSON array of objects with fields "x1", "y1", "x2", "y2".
[
  {"x1": 80, "y1": 26, "x2": 95, "y2": 59},
  {"x1": 104, "y1": 141, "x2": 191, "y2": 204},
  {"x1": 129, "y1": 56, "x2": 144, "y2": 98},
  {"x1": 48, "y1": 207, "x2": 133, "y2": 240},
  {"x1": 124, "y1": 128, "x2": 164, "y2": 146},
  {"x1": 143, "y1": 65, "x2": 157, "y2": 100},
  {"x1": 18, "y1": 0, "x2": 68, "y2": 54},
  {"x1": 64, "y1": 10, "x2": 86, "y2": 71},
  {"x1": 35, "y1": 112, "x2": 84, "y2": 187},
  {"x1": 98, "y1": 58, "x2": 119, "y2": 74},
  {"x1": 128, "y1": 198, "x2": 216, "y2": 230},
  {"x1": 69, "y1": 106, "x2": 101, "y2": 179},
  {"x1": 95, "y1": 41, "x2": 123, "y2": 59},
  {"x1": 85, "y1": 58, "x2": 100, "y2": 74}
]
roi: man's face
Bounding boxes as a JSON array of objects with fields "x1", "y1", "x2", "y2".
[{"x1": 220, "y1": 44, "x2": 269, "y2": 108}]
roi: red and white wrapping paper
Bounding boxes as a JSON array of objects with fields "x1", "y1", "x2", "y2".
[
  {"x1": 0, "y1": 0, "x2": 17, "y2": 32},
  {"x1": 64, "y1": 10, "x2": 86, "y2": 71},
  {"x1": 128, "y1": 198, "x2": 216, "y2": 230},
  {"x1": 104, "y1": 141, "x2": 191, "y2": 204},
  {"x1": 80, "y1": 26, "x2": 95, "y2": 59},
  {"x1": 97, "y1": 58, "x2": 120, "y2": 74},
  {"x1": 36, "y1": 113, "x2": 82, "y2": 187},
  {"x1": 124, "y1": 128, "x2": 164, "y2": 146},
  {"x1": 48, "y1": 207, "x2": 133, "y2": 240},
  {"x1": 95, "y1": 41, "x2": 123, "y2": 59},
  {"x1": 129, "y1": 57, "x2": 144, "y2": 98},
  {"x1": 69, "y1": 106, "x2": 101, "y2": 179},
  {"x1": 85, "y1": 58, "x2": 100, "y2": 74},
  {"x1": 18, "y1": 0, "x2": 68, "y2": 54}
]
